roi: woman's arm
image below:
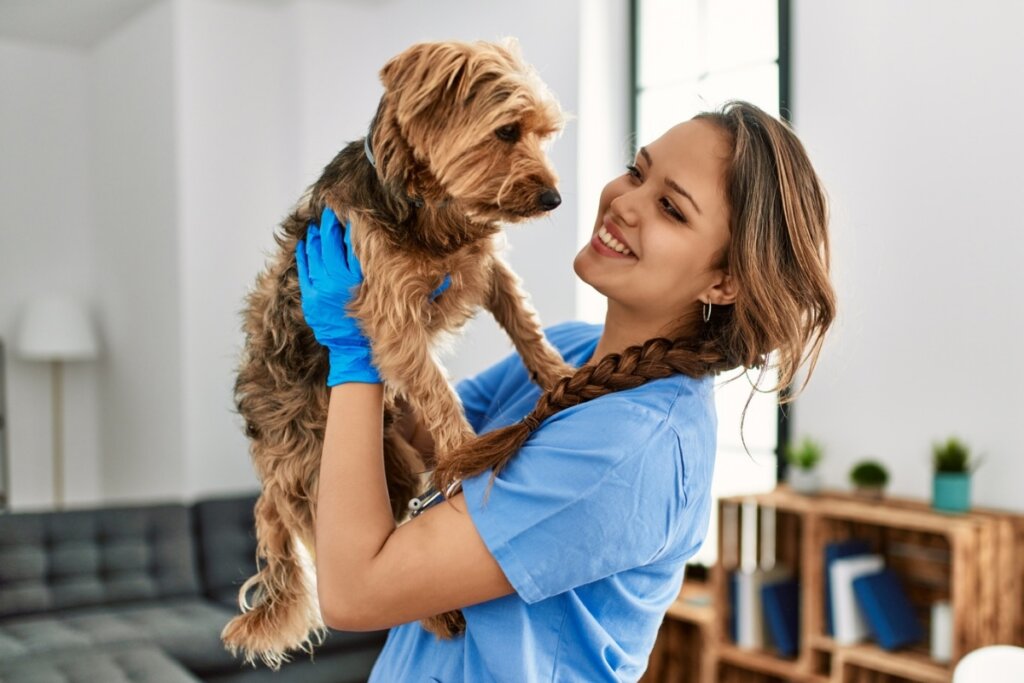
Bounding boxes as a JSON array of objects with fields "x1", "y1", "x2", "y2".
[
  {"x1": 298, "y1": 211, "x2": 513, "y2": 629},
  {"x1": 314, "y1": 382, "x2": 513, "y2": 631}
]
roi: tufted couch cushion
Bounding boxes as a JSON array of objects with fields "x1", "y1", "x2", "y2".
[
  {"x1": 0, "y1": 598, "x2": 241, "y2": 673},
  {"x1": 0, "y1": 642, "x2": 200, "y2": 683},
  {"x1": 0, "y1": 504, "x2": 200, "y2": 619},
  {"x1": 192, "y1": 495, "x2": 259, "y2": 610},
  {"x1": 0, "y1": 495, "x2": 388, "y2": 682}
]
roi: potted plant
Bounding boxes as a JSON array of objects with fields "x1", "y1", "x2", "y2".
[
  {"x1": 785, "y1": 437, "x2": 824, "y2": 495},
  {"x1": 849, "y1": 459, "x2": 889, "y2": 499},
  {"x1": 932, "y1": 436, "x2": 978, "y2": 513}
]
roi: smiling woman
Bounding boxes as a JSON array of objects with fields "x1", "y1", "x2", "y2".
[{"x1": 302, "y1": 99, "x2": 835, "y2": 682}]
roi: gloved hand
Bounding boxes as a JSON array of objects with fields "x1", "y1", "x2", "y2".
[{"x1": 296, "y1": 207, "x2": 381, "y2": 386}]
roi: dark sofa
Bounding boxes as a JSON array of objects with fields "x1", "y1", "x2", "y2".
[{"x1": 0, "y1": 493, "x2": 388, "y2": 683}]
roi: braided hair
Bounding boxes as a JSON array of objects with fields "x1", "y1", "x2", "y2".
[{"x1": 432, "y1": 334, "x2": 735, "y2": 495}]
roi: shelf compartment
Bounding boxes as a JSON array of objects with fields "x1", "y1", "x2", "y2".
[
  {"x1": 718, "y1": 643, "x2": 803, "y2": 679},
  {"x1": 813, "y1": 636, "x2": 952, "y2": 682},
  {"x1": 642, "y1": 617, "x2": 705, "y2": 683},
  {"x1": 835, "y1": 644, "x2": 951, "y2": 683}
]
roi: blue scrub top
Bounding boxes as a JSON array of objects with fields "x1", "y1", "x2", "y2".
[{"x1": 368, "y1": 321, "x2": 717, "y2": 682}]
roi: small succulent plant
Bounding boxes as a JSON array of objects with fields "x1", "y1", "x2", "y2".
[
  {"x1": 933, "y1": 436, "x2": 974, "y2": 474},
  {"x1": 785, "y1": 437, "x2": 824, "y2": 471},
  {"x1": 849, "y1": 460, "x2": 889, "y2": 488}
]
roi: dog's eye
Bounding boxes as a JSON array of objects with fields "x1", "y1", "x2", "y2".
[{"x1": 495, "y1": 123, "x2": 521, "y2": 143}]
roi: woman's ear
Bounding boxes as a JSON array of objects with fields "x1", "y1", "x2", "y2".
[{"x1": 705, "y1": 270, "x2": 739, "y2": 307}]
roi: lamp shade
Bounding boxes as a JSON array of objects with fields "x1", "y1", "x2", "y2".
[{"x1": 16, "y1": 295, "x2": 100, "y2": 361}]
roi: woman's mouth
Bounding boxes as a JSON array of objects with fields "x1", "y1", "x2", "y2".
[{"x1": 591, "y1": 224, "x2": 634, "y2": 258}]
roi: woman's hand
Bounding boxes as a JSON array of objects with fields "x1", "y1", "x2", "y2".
[{"x1": 296, "y1": 207, "x2": 381, "y2": 386}]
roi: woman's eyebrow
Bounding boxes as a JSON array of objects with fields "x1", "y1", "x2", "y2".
[{"x1": 638, "y1": 146, "x2": 704, "y2": 215}]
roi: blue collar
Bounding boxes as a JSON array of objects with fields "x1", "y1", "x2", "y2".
[{"x1": 364, "y1": 133, "x2": 376, "y2": 168}]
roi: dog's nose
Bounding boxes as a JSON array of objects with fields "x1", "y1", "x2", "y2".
[{"x1": 537, "y1": 188, "x2": 562, "y2": 211}]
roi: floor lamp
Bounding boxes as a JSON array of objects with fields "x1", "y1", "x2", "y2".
[{"x1": 17, "y1": 296, "x2": 99, "y2": 509}]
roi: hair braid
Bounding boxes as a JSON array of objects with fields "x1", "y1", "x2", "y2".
[{"x1": 432, "y1": 335, "x2": 730, "y2": 496}]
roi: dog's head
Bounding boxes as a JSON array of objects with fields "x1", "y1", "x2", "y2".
[{"x1": 370, "y1": 39, "x2": 564, "y2": 224}]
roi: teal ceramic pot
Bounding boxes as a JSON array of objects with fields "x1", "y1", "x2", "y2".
[{"x1": 933, "y1": 472, "x2": 971, "y2": 513}]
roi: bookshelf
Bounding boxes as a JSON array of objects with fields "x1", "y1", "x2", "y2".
[{"x1": 643, "y1": 486, "x2": 1024, "y2": 683}]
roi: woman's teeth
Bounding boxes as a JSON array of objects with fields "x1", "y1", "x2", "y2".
[{"x1": 597, "y1": 226, "x2": 632, "y2": 255}]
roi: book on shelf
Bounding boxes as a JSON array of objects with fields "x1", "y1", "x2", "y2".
[
  {"x1": 829, "y1": 554, "x2": 885, "y2": 645},
  {"x1": 733, "y1": 565, "x2": 792, "y2": 650},
  {"x1": 824, "y1": 539, "x2": 872, "y2": 636},
  {"x1": 761, "y1": 577, "x2": 800, "y2": 658},
  {"x1": 852, "y1": 569, "x2": 924, "y2": 651}
]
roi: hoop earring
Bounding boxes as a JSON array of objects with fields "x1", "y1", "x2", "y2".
[{"x1": 703, "y1": 301, "x2": 712, "y2": 323}]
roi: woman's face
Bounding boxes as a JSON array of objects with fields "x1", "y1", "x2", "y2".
[{"x1": 574, "y1": 119, "x2": 735, "y2": 331}]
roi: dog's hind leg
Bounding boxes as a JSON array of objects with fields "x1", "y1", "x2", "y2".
[
  {"x1": 221, "y1": 485, "x2": 325, "y2": 670},
  {"x1": 485, "y1": 257, "x2": 574, "y2": 391}
]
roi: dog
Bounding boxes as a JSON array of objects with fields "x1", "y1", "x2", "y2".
[{"x1": 221, "y1": 39, "x2": 572, "y2": 669}]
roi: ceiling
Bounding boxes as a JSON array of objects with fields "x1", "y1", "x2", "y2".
[{"x1": 0, "y1": 0, "x2": 164, "y2": 49}]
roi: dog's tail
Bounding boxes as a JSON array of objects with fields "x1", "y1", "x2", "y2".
[{"x1": 221, "y1": 494, "x2": 325, "y2": 670}]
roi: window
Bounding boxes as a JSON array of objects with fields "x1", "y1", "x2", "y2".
[{"x1": 633, "y1": 0, "x2": 791, "y2": 566}]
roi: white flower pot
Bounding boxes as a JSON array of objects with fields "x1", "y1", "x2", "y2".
[{"x1": 788, "y1": 468, "x2": 821, "y2": 495}]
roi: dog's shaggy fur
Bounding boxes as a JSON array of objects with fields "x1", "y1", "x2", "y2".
[{"x1": 221, "y1": 39, "x2": 572, "y2": 669}]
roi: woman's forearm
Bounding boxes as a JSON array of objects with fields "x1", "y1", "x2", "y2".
[{"x1": 314, "y1": 382, "x2": 395, "y2": 622}]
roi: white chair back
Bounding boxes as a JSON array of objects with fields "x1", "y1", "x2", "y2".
[{"x1": 953, "y1": 645, "x2": 1024, "y2": 683}]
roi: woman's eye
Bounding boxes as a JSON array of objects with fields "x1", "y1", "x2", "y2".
[
  {"x1": 625, "y1": 164, "x2": 642, "y2": 180},
  {"x1": 660, "y1": 198, "x2": 686, "y2": 223}
]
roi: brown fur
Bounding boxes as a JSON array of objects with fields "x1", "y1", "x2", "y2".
[{"x1": 221, "y1": 39, "x2": 572, "y2": 669}]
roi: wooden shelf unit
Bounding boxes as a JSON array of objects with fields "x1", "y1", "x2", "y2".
[{"x1": 645, "y1": 486, "x2": 1024, "y2": 683}]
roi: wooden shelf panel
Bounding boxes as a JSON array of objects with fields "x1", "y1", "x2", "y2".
[
  {"x1": 839, "y1": 643, "x2": 951, "y2": 683},
  {"x1": 718, "y1": 642, "x2": 803, "y2": 679},
  {"x1": 664, "y1": 579, "x2": 715, "y2": 625},
  {"x1": 720, "y1": 487, "x2": 985, "y2": 536},
  {"x1": 811, "y1": 634, "x2": 952, "y2": 681}
]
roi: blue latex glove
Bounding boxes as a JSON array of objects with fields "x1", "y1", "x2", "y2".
[{"x1": 296, "y1": 207, "x2": 381, "y2": 386}]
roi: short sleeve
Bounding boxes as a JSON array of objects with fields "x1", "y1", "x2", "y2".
[
  {"x1": 454, "y1": 351, "x2": 525, "y2": 434},
  {"x1": 461, "y1": 401, "x2": 687, "y2": 604}
]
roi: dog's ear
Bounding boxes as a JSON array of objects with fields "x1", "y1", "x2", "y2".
[{"x1": 379, "y1": 42, "x2": 470, "y2": 122}]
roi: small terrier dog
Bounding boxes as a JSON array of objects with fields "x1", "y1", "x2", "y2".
[{"x1": 222, "y1": 39, "x2": 571, "y2": 668}]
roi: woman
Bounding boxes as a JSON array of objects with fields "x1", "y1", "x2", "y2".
[{"x1": 298, "y1": 101, "x2": 836, "y2": 681}]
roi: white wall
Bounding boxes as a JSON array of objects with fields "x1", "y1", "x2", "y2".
[
  {"x1": 175, "y1": 0, "x2": 298, "y2": 498},
  {"x1": 791, "y1": 0, "x2": 1024, "y2": 509},
  {"x1": 0, "y1": 40, "x2": 100, "y2": 509},
  {"x1": 91, "y1": 0, "x2": 184, "y2": 504}
]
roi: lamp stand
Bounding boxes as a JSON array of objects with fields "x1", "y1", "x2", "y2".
[{"x1": 51, "y1": 360, "x2": 64, "y2": 509}]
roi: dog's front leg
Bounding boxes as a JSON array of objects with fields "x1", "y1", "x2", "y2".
[
  {"x1": 351, "y1": 283, "x2": 475, "y2": 462},
  {"x1": 486, "y1": 257, "x2": 574, "y2": 391}
]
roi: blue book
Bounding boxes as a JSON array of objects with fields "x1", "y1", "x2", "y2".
[
  {"x1": 728, "y1": 572, "x2": 738, "y2": 643},
  {"x1": 824, "y1": 539, "x2": 871, "y2": 635},
  {"x1": 761, "y1": 578, "x2": 800, "y2": 657},
  {"x1": 852, "y1": 569, "x2": 924, "y2": 650}
]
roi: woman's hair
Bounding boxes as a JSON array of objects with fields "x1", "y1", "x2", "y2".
[{"x1": 432, "y1": 100, "x2": 836, "y2": 494}]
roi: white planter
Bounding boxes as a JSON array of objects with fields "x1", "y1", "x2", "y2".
[{"x1": 788, "y1": 468, "x2": 821, "y2": 495}]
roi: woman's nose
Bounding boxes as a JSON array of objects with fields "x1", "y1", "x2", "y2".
[{"x1": 609, "y1": 189, "x2": 640, "y2": 227}]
